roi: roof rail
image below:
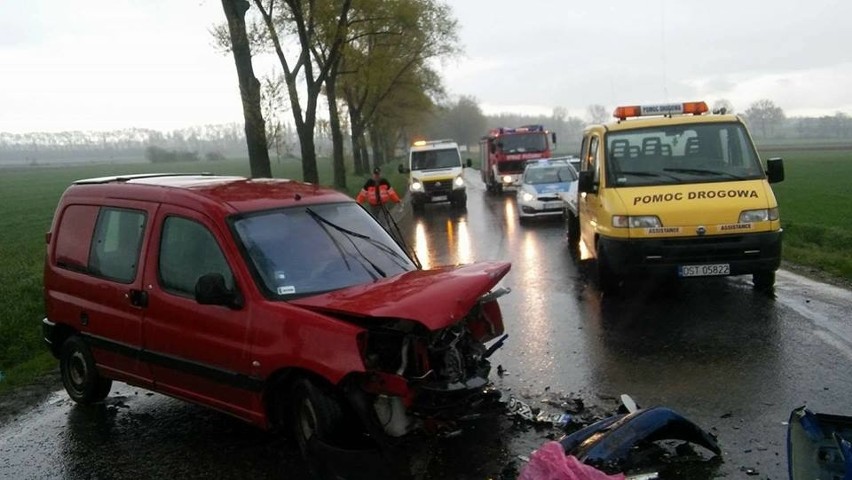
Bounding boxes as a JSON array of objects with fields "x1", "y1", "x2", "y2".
[{"x1": 73, "y1": 172, "x2": 215, "y2": 185}]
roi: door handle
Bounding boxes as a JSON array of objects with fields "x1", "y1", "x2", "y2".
[{"x1": 128, "y1": 289, "x2": 148, "y2": 308}]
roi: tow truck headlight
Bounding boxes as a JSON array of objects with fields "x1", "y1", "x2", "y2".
[
  {"x1": 453, "y1": 176, "x2": 465, "y2": 188},
  {"x1": 739, "y1": 208, "x2": 777, "y2": 223},
  {"x1": 410, "y1": 181, "x2": 423, "y2": 192},
  {"x1": 521, "y1": 191, "x2": 535, "y2": 202},
  {"x1": 612, "y1": 215, "x2": 662, "y2": 228},
  {"x1": 502, "y1": 175, "x2": 513, "y2": 184}
]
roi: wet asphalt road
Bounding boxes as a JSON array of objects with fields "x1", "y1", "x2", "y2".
[{"x1": 2, "y1": 168, "x2": 852, "y2": 479}]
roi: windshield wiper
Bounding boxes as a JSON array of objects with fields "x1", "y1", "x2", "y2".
[
  {"x1": 305, "y1": 208, "x2": 385, "y2": 278},
  {"x1": 305, "y1": 208, "x2": 414, "y2": 277},
  {"x1": 663, "y1": 168, "x2": 744, "y2": 179},
  {"x1": 616, "y1": 170, "x2": 683, "y2": 182}
]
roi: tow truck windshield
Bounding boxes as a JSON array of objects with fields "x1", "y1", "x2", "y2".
[{"x1": 605, "y1": 122, "x2": 764, "y2": 187}]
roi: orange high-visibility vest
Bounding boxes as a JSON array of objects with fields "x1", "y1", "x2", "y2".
[{"x1": 356, "y1": 178, "x2": 400, "y2": 206}]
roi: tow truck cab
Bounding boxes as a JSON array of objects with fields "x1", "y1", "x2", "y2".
[{"x1": 566, "y1": 101, "x2": 784, "y2": 291}]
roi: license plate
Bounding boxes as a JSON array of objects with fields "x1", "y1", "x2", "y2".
[
  {"x1": 545, "y1": 201, "x2": 561, "y2": 209},
  {"x1": 431, "y1": 195, "x2": 447, "y2": 202},
  {"x1": 679, "y1": 263, "x2": 730, "y2": 277}
]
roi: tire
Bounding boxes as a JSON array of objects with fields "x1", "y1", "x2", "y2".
[
  {"x1": 595, "y1": 242, "x2": 620, "y2": 293},
  {"x1": 452, "y1": 192, "x2": 467, "y2": 210},
  {"x1": 291, "y1": 379, "x2": 345, "y2": 465},
  {"x1": 518, "y1": 216, "x2": 529, "y2": 226},
  {"x1": 565, "y1": 211, "x2": 580, "y2": 254},
  {"x1": 60, "y1": 336, "x2": 112, "y2": 404},
  {"x1": 411, "y1": 200, "x2": 425, "y2": 215},
  {"x1": 753, "y1": 271, "x2": 776, "y2": 291}
]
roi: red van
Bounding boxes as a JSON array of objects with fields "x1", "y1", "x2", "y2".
[{"x1": 42, "y1": 173, "x2": 511, "y2": 468}]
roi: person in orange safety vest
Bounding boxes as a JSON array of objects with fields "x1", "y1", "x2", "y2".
[{"x1": 356, "y1": 167, "x2": 401, "y2": 228}]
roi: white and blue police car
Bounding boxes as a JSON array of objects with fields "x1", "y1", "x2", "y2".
[{"x1": 516, "y1": 158, "x2": 578, "y2": 223}]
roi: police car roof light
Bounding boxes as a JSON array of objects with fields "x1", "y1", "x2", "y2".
[{"x1": 613, "y1": 101, "x2": 708, "y2": 120}]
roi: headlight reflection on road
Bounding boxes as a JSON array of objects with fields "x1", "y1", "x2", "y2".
[
  {"x1": 414, "y1": 220, "x2": 431, "y2": 270},
  {"x1": 455, "y1": 218, "x2": 472, "y2": 265},
  {"x1": 504, "y1": 198, "x2": 516, "y2": 235},
  {"x1": 517, "y1": 232, "x2": 548, "y2": 361}
]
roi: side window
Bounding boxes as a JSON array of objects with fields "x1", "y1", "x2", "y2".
[
  {"x1": 589, "y1": 136, "x2": 600, "y2": 183},
  {"x1": 159, "y1": 216, "x2": 234, "y2": 297},
  {"x1": 580, "y1": 136, "x2": 590, "y2": 171},
  {"x1": 88, "y1": 208, "x2": 147, "y2": 283},
  {"x1": 54, "y1": 205, "x2": 100, "y2": 273}
]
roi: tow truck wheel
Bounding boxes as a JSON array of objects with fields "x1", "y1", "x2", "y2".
[
  {"x1": 752, "y1": 271, "x2": 775, "y2": 291},
  {"x1": 60, "y1": 336, "x2": 112, "y2": 404},
  {"x1": 291, "y1": 379, "x2": 344, "y2": 474},
  {"x1": 565, "y1": 211, "x2": 580, "y2": 254},
  {"x1": 595, "y1": 243, "x2": 620, "y2": 293}
]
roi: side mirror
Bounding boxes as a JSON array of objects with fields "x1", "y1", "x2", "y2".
[
  {"x1": 398, "y1": 164, "x2": 410, "y2": 174},
  {"x1": 578, "y1": 170, "x2": 595, "y2": 193},
  {"x1": 196, "y1": 273, "x2": 242, "y2": 309},
  {"x1": 766, "y1": 157, "x2": 784, "y2": 184},
  {"x1": 466, "y1": 158, "x2": 472, "y2": 168},
  {"x1": 552, "y1": 132, "x2": 557, "y2": 145},
  {"x1": 489, "y1": 143, "x2": 496, "y2": 154}
]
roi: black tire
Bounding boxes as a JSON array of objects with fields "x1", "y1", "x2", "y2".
[
  {"x1": 753, "y1": 271, "x2": 776, "y2": 291},
  {"x1": 518, "y1": 216, "x2": 529, "y2": 226},
  {"x1": 411, "y1": 200, "x2": 425, "y2": 215},
  {"x1": 291, "y1": 379, "x2": 345, "y2": 465},
  {"x1": 452, "y1": 192, "x2": 467, "y2": 209},
  {"x1": 565, "y1": 211, "x2": 580, "y2": 254},
  {"x1": 60, "y1": 336, "x2": 112, "y2": 404},
  {"x1": 595, "y1": 243, "x2": 620, "y2": 293}
]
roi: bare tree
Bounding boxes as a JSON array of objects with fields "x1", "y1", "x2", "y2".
[
  {"x1": 587, "y1": 104, "x2": 609, "y2": 124},
  {"x1": 220, "y1": 0, "x2": 272, "y2": 178},
  {"x1": 712, "y1": 99, "x2": 735, "y2": 114},
  {"x1": 744, "y1": 99, "x2": 785, "y2": 138}
]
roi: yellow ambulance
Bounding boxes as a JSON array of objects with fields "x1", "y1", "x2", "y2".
[{"x1": 564, "y1": 101, "x2": 784, "y2": 291}]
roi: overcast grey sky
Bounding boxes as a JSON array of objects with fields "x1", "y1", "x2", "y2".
[{"x1": 2, "y1": 0, "x2": 850, "y2": 133}]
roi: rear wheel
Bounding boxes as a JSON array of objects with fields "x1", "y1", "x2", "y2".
[
  {"x1": 60, "y1": 336, "x2": 112, "y2": 404},
  {"x1": 752, "y1": 271, "x2": 776, "y2": 291}
]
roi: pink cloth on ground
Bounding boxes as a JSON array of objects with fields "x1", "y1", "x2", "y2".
[{"x1": 518, "y1": 441, "x2": 626, "y2": 480}]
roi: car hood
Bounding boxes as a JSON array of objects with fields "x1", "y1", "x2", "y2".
[{"x1": 289, "y1": 261, "x2": 511, "y2": 331}]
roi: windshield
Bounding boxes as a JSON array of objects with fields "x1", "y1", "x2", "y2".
[
  {"x1": 523, "y1": 164, "x2": 576, "y2": 185},
  {"x1": 411, "y1": 148, "x2": 460, "y2": 170},
  {"x1": 604, "y1": 122, "x2": 764, "y2": 187},
  {"x1": 499, "y1": 133, "x2": 548, "y2": 153},
  {"x1": 232, "y1": 202, "x2": 416, "y2": 298}
]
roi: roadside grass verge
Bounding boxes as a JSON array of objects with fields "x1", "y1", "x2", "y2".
[{"x1": 766, "y1": 148, "x2": 852, "y2": 280}]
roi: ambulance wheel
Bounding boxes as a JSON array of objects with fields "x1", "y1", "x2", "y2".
[
  {"x1": 60, "y1": 336, "x2": 112, "y2": 404},
  {"x1": 752, "y1": 271, "x2": 775, "y2": 291},
  {"x1": 595, "y1": 243, "x2": 620, "y2": 293}
]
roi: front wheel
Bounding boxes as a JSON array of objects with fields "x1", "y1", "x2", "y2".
[
  {"x1": 291, "y1": 379, "x2": 345, "y2": 466},
  {"x1": 595, "y1": 243, "x2": 620, "y2": 293},
  {"x1": 60, "y1": 336, "x2": 112, "y2": 404},
  {"x1": 565, "y1": 211, "x2": 580, "y2": 255},
  {"x1": 752, "y1": 271, "x2": 776, "y2": 291}
]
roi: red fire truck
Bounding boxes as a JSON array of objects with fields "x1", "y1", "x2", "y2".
[{"x1": 480, "y1": 125, "x2": 556, "y2": 193}]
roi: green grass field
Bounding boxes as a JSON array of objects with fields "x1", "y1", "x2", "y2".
[{"x1": 0, "y1": 147, "x2": 850, "y2": 393}]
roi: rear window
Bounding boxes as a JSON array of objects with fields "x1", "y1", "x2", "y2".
[{"x1": 54, "y1": 205, "x2": 100, "y2": 272}]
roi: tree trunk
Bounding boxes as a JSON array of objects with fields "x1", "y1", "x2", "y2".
[
  {"x1": 369, "y1": 128, "x2": 383, "y2": 168},
  {"x1": 220, "y1": 0, "x2": 271, "y2": 178},
  {"x1": 349, "y1": 108, "x2": 367, "y2": 175},
  {"x1": 326, "y1": 73, "x2": 346, "y2": 190}
]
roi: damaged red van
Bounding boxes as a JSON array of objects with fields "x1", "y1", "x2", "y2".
[{"x1": 42, "y1": 173, "x2": 510, "y2": 468}]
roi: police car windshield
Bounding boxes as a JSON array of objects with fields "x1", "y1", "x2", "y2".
[
  {"x1": 411, "y1": 148, "x2": 460, "y2": 170},
  {"x1": 232, "y1": 203, "x2": 415, "y2": 298},
  {"x1": 605, "y1": 122, "x2": 764, "y2": 187},
  {"x1": 524, "y1": 165, "x2": 576, "y2": 185},
  {"x1": 499, "y1": 133, "x2": 548, "y2": 153}
]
